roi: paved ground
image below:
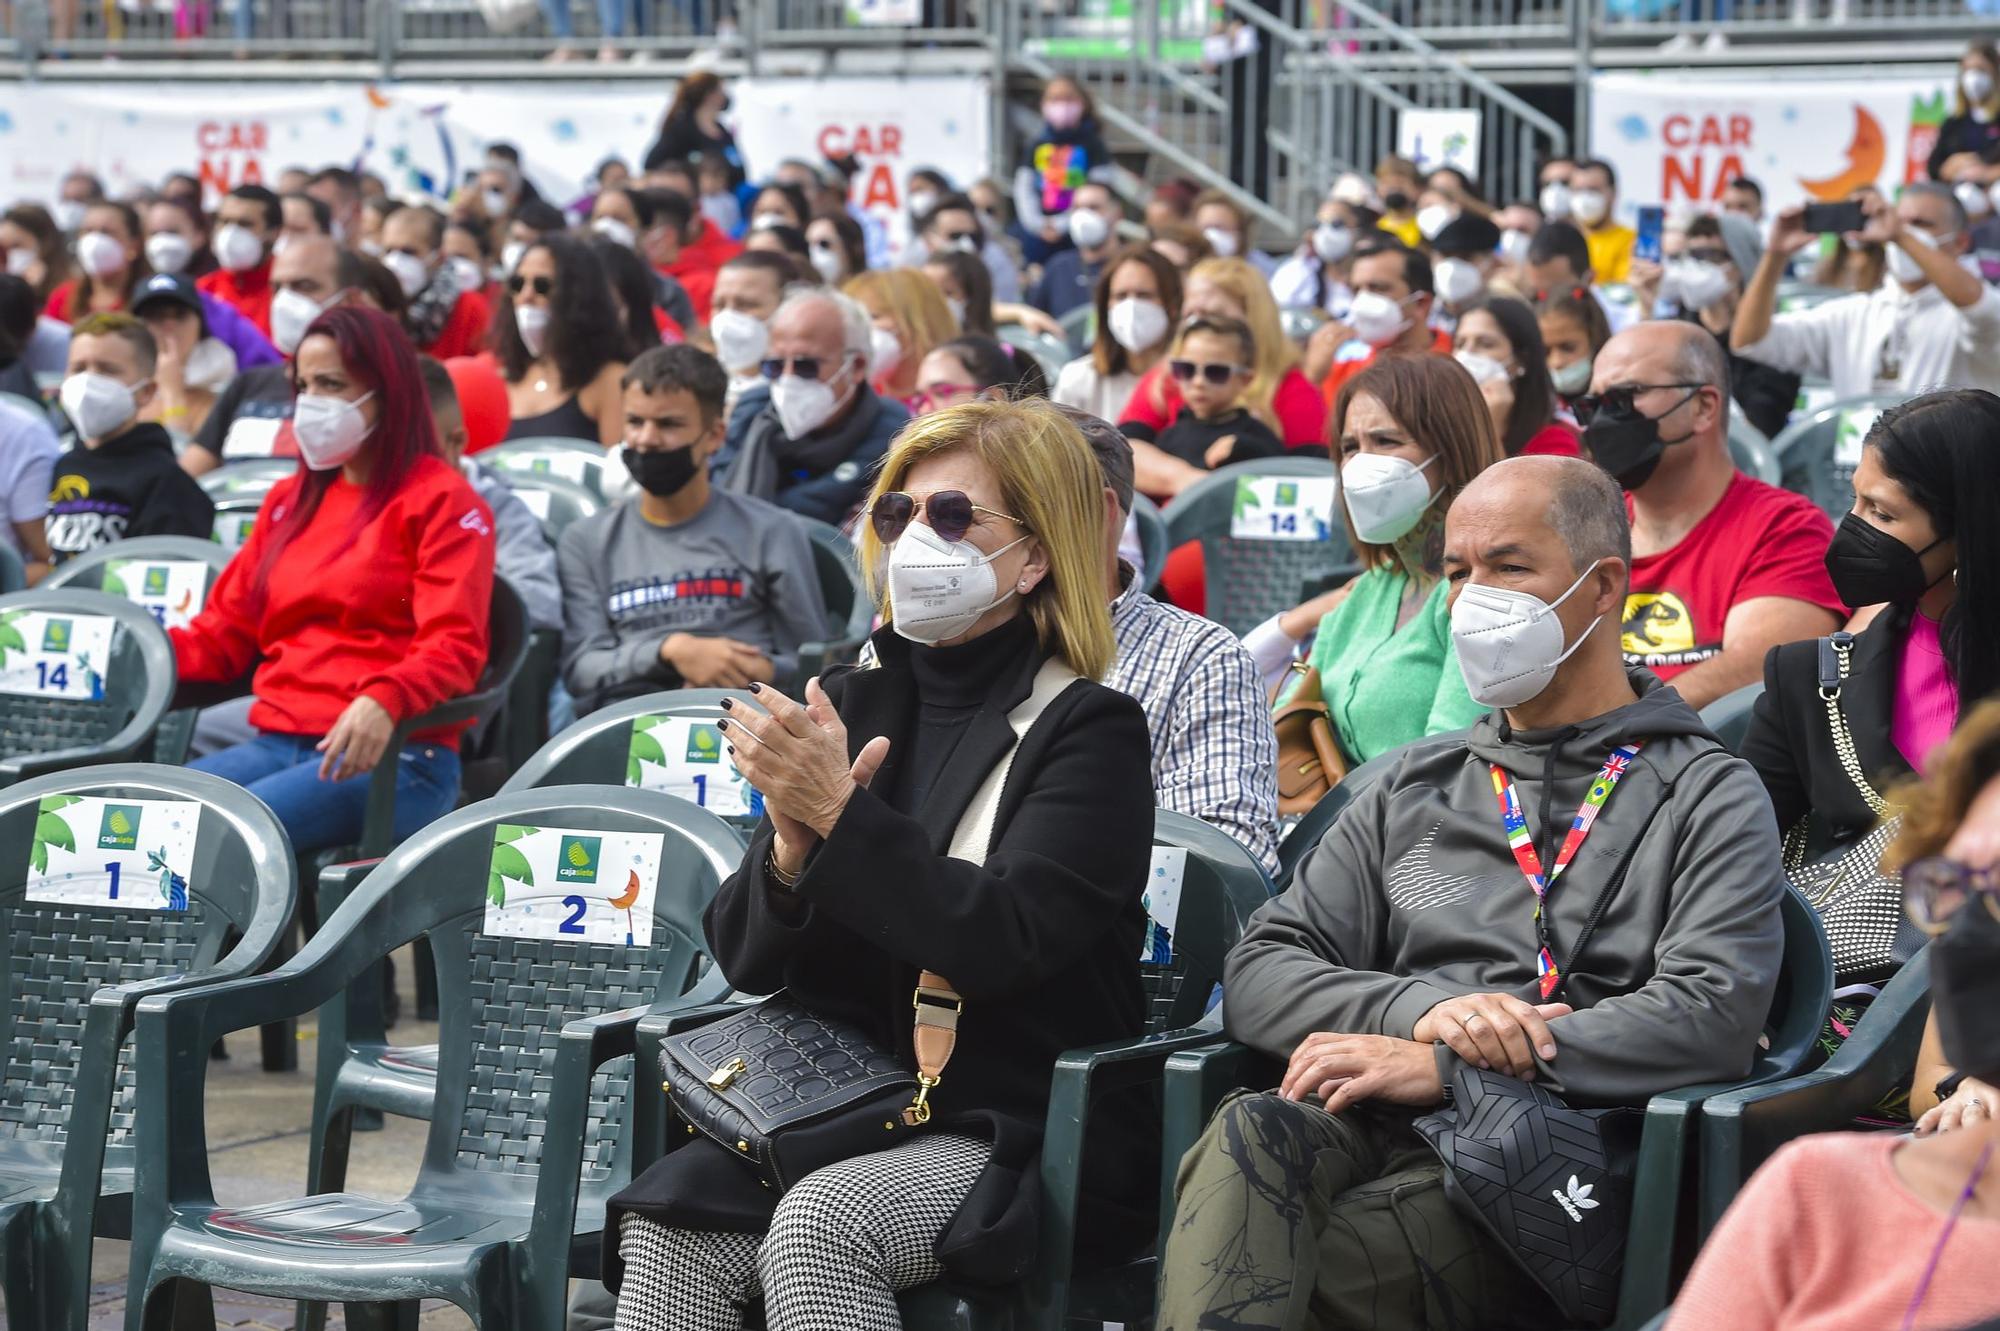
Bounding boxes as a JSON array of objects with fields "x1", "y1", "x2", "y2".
[{"x1": 9, "y1": 946, "x2": 485, "y2": 1331}]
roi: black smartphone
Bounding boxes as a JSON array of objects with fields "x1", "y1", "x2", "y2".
[{"x1": 1801, "y1": 200, "x2": 1867, "y2": 234}]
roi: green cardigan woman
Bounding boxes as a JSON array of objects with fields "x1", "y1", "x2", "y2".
[{"x1": 1244, "y1": 354, "x2": 1505, "y2": 763}]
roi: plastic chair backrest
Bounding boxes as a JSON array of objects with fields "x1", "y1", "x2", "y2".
[
  {"x1": 1280, "y1": 307, "x2": 1328, "y2": 343},
  {"x1": 1725, "y1": 411, "x2": 1780, "y2": 485},
  {"x1": 1161, "y1": 458, "x2": 1352, "y2": 638},
  {"x1": 0, "y1": 764, "x2": 294, "y2": 1175},
  {"x1": 318, "y1": 787, "x2": 739, "y2": 1214},
  {"x1": 485, "y1": 437, "x2": 612, "y2": 500},
  {"x1": 499, "y1": 689, "x2": 762, "y2": 832},
  {"x1": 1698, "y1": 682, "x2": 1763, "y2": 755},
  {"x1": 995, "y1": 325, "x2": 1070, "y2": 383},
  {"x1": 802, "y1": 518, "x2": 867, "y2": 641},
  {"x1": 1755, "y1": 885, "x2": 1836, "y2": 1083},
  {"x1": 41, "y1": 536, "x2": 234, "y2": 625},
  {"x1": 195, "y1": 457, "x2": 296, "y2": 499},
  {"x1": 1274, "y1": 729, "x2": 1460, "y2": 891},
  {"x1": 0, "y1": 588, "x2": 175, "y2": 781},
  {"x1": 209, "y1": 497, "x2": 262, "y2": 553},
  {"x1": 0, "y1": 545, "x2": 21, "y2": 595},
  {"x1": 1056, "y1": 304, "x2": 1094, "y2": 358},
  {"x1": 1767, "y1": 393, "x2": 1905, "y2": 521},
  {"x1": 1147, "y1": 809, "x2": 1271, "y2": 1031},
  {"x1": 1131, "y1": 494, "x2": 1169, "y2": 593},
  {"x1": 503, "y1": 471, "x2": 602, "y2": 545}
]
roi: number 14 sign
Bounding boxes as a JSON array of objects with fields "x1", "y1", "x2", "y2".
[
  {"x1": 0, "y1": 610, "x2": 115, "y2": 700},
  {"x1": 1229, "y1": 475, "x2": 1337, "y2": 543}
]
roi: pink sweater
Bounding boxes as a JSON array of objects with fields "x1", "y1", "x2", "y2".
[{"x1": 1669, "y1": 1134, "x2": 2000, "y2": 1331}]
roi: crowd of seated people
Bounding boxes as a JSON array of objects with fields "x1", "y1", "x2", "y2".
[{"x1": 9, "y1": 64, "x2": 2000, "y2": 1330}]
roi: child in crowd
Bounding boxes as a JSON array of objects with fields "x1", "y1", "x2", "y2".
[
  {"x1": 1535, "y1": 287, "x2": 1611, "y2": 403},
  {"x1": 1152, "y1": 314, "x2": 1285, "y2": 473}
]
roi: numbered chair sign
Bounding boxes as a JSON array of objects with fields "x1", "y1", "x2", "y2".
[
  {"x1": 483, "y1": 823, "x2": 665, "y2": 946},
  {"x1": 0, "y1": 609, "x2": 115, "y2": 700},
  {"x1": 626, "y1": 713, "x2": 765, "y2": 819},
  {"x1": 213, "y1": 512, "x2": 258, "y2": 553},
  {"x1": 26, "y1": 795, "x2": 197, "y2": 912},
  {"x1": 1140, "y1": 846, "x2": 1189, "y2": 965},
  {"x1": 1229, "y1": 475, "x2": 1337, "y2": 543},
  {"x1": 104, "y1": 558, "x2": 209, "y2": 631}
]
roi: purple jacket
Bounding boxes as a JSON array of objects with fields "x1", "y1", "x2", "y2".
[{"x1": 198, "y1": 293, "x2": 281, "y2": 370}]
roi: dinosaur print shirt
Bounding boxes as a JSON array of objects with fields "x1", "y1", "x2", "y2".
[{"x1": 1621, "y1": 473, "x2": 1842, "y2": 681}]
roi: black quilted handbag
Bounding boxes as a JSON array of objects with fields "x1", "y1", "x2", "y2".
[
  {"x1": 1413, "y1": 1064, "x2": 1643, "y2": 1328},
  {"x1": 659, "y1": 978, "x2": 962, "y2": 1195}
]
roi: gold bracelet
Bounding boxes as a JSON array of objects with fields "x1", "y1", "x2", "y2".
[
  {"x1": 767, "y1": 847, "x2": 802, "y2": 888},
  {"x1": 158, "y1": 404, "x2": 189, "y2": 421}
]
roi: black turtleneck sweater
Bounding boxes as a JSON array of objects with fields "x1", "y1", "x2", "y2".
[
  {"x1": 896, "y1": 614, "x2": 1038, "y2": 816},
  {"x1": 46, "y1": 421, "x2": 215, "y2": 564}
]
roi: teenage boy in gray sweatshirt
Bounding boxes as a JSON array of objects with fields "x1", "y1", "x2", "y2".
[
  {"x1": 1157, "y1": 455, "x2": 1787, "y2": 1331},
  {"x1": 557, "y1": 344, "x2": 825, "y2": 716}
]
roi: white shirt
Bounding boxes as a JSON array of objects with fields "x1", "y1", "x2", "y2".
[
  {"x1": 1736, "y1": 274, "x2": 2000, "y2": 398},
  {"x1": 1051, "y1": 357, "x2": 1140, "y2": 422}
]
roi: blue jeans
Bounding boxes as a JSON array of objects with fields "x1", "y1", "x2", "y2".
[{"x1": 190, "y1": 732, "x2": 461, "y2": 855}]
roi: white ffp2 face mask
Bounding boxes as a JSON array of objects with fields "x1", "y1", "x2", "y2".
[
  {"x1": 383, "y1": 250, "x2": 430, "y2": 299},
  {"x1": 709, "y1": 309, "x2": 770, "y2": 373},
  {"x1": 1569, "y1": 190, "x2": 1610, "y2": 227},
  {"x1": 75, "y1": 232, "x2": 128, "y2": 281},
  {"x1": 1433, "y1": 257, "x2": 1484, "y2": 306},
  {"x1": 1340, "y1": 451, "x2": 1437, "y2": 545},
  {"x1": 1312, "y1": 223, "x2": 1354, "y2": 263},
  {"x1": 1346, "y1": 290, "x2": 1411, "y2": 347},
  {"x1": 271, "y1": 286, "x2": 336, "y2": 357},
  {"x1": 888, "y1": 520, "x2": 1030, "y2": 644},
  {"x1": 60, "y1": 371, "x2": 139, "y2": 441},
  {"x1": 292, "y1": 390, "x2": 375, "y2": 471},
  {"x1": 213, "y1": 223, "x2": 266, "y2": 273},
  {"x1": 515, "y1": 304, "x2": 552, "y2": 357},
  {"x1": 145, "y1": 232, "x2": 193, "y2": 276},
  {"x1": 1886, "y1": 228, "x2": 1946, "y2": 286},
  {"x1": 770, "y1": 364, "x2": 851, "y2": 439},
  {"x1": 1450, "y1": 560, "x2": 1604, "y2": 708},
  {"x1": 1453, "y1": 349, "x2": 1511, "y2": 386},
  {"x1": 1107, "y1": 297, "x2": 1169, "y2": 353},
  {"x1": 869, "y1": 327, "x2": 903, "y2": 378},
  {"x1": 1538, "y1": 182, "x2": 1573, "y2": 220}
]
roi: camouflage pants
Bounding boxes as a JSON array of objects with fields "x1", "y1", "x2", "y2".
[{"x1": 1154, "y1": 1090, "x2": 1557, "y2": 1331}]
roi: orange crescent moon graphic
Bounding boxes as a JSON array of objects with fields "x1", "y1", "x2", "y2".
[
  {"x1": 608, "y1": 869, "x2": 641, "y2": 911},
  {"x1": 1797, "y1": 105, "x2": 1886, "y2": 202}
]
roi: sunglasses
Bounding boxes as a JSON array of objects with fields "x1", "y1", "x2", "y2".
[
  {"x1": 759, "y1": 355, "x2": 840, "y2": 382},
  {"x1": 1904, "y1": 856, "x2": 2000, "y2": 935},
  {"x1": 1570, "y1": 382, "x2": 1702, "y2": 427},
  {"x1": 869, "y1": 490, "x2": 1023, "y2": 545},
  {"x1": 507, "y1": 274, "x2": 553, "y2": 297},
  {"x1": 1169, "y1": 359, "x2": 1247, "y2": 386}
]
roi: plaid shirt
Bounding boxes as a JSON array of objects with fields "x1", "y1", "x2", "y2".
[{"x1": 1107, "y1": 566, "x2": 1281, "y2": 878}]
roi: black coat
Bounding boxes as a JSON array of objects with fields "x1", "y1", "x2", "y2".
[
  {"x1": 1741, "y1": 606, "x2": 1911, "y2": 852},
  {"x1": 1929, "y1": 113, "x2": 2000, "y2": 181},
  {"x1": 609, "y1": 625, "x2": 1158, "y2": 1285}
]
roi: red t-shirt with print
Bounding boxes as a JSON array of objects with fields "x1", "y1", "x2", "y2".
[{"x1": 1622, "y1": 472, "x2": 1842, "y2": 681}]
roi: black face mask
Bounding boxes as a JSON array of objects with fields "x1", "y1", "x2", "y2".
[
  {"x1": 1824, "y1": 511, "x2": 1946, "y2": 609},
  {"x1": 1382, "y1": 190, "x2": 1413, "y2": 213},
  {"x1": 622, "y1": 443, "x2": 700, "y2": 497},
  {"x1": 1582, "y1": 389, "x2": 1697, "y2": 490},
  {"x1": 1933, "y1": 896, "x2": 2000, "y2": 1085}
]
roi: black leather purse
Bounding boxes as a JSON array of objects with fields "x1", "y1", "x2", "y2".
[{"x1": 660, "y1": 976, "x2": 963, "y2": 1195}]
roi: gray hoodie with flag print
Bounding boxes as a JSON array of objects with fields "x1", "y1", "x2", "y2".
[{"x1": 1224, "y1": 672, "x2": 1785, "y2": 1108}]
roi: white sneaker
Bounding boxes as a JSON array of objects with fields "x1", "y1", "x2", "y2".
[
  {"x1": 1701, "y1": 29, "x2": 1729, "y2": 51},
  {"x1": 1658, "y1": 31, "x2": 1696, "y2": 52}
]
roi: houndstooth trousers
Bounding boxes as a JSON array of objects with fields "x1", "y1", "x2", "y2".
[{"x1": 613, "y1": 1132, "x2": 992, "y2": 1331}]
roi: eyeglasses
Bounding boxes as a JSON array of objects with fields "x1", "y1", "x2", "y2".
[
  {"x1": 1904, "y1": 856, "x2": 2000, "y2": 934},
  {"x1": 1570, "y1": 383, "x2": 1703, "y2": 427},
  {"x1": 507, "y1": 274, "x2": 553, "y2": 297},
  {"x1": 912, "y1": 382, "x2": 978, "y2": 413},
  {"x1": 869, "y1": 490, "x2": 1023, "y2": 545},
  {"x1": 759, "y1": 355, "x2": 837, "y2": 382},
  {"x1": 1169, "y1": 359, "x2": 1247, "y2": 386}
]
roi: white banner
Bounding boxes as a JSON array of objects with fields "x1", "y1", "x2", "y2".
[
  {"x1": 0, "y1": 76, "x2": 990, "y2": 231},
  {"x1": 1399, "y1": 109, "x2": 1482, "y2": 179},
  {"x1": 1589, "y1": 70, "x2": 1951, "y2": 223}
]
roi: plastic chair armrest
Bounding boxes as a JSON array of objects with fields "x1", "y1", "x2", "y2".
[
  {"x1": 0, "y1": 732, "x2": 153, "y2": 783},
  {"x1": 171, "y1": 671, "x2": 256, "y2": 712}
]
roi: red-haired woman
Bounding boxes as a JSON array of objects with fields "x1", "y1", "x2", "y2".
[{"x1": 172, "y1": 306, "x2": 495, "y2": 853}]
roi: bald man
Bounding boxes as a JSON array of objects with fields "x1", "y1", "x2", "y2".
[
  {"x1": 1581, "y1": 320, "x2": 1842, "y2": 711},
  {"x1": 1158, "y1": 455, "x2": 1785, "y2": 1331}
]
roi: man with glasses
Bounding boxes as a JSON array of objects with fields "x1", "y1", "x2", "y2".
[
  {"x1": 180, "y1": 235, "x2": 367, "y2": 478},
  {"x1": 912, "y1": 193, "x2": 1022, "y2": 304},
  {"x1": 714, "y1": 287, "x2": 910, "y2": 526},
  {"x1": 1581, "y1": 321, "x2": 1842, "y2": 709},
  {"x1": 1733, "y1": 182, "x2": 2000, "y2": 396}
]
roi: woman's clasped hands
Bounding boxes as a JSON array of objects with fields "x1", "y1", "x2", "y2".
[{"x1": 720, "y1": 677, "x2": 892, "y2": 877}]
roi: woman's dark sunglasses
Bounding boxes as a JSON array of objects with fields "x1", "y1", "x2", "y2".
[
  {"x1": 869, "y1": 490, "x2": 1022, "y2": 545},
  {"x1": 507, "y1": 274, "x2": 554, "y2": 297},
  {"x1": 1169, "y1": 359, "x2": 1246, "y2": 386}
]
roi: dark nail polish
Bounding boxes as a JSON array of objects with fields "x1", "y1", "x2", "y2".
[
  {"x1": 716, "y1": 718, "x2": 728, "y2": 730},
  {"x1": 720, "y1": 698, "x2": 733, "y2": 710},
  {"x1": 748, "y1": 681, "x2": 763, "y2": 693},
  {"x1": 727, "y1": 745, "x2": 736, "y2": 755}
]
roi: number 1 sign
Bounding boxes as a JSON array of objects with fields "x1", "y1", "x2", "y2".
[
  {"x1": 626, "y1": 713, "x2": 765, "y2": 819},
  {"x1": 26, "y1": 795, "x2": 198, "y2": 911}
]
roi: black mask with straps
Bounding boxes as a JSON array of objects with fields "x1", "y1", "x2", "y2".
[
  {"x1": 1582, "y1": 387, "x2": 1701, "y2": 490},
  {"x1": 622, "y1": 442, "x2": 701, "y2": 497},
  {"x1": 1933, "y1": 896, "x2": 2000, "y2": 1086},
  {"x1": 1823, "y1": 511, "x2": 1950, "y2": 610}
]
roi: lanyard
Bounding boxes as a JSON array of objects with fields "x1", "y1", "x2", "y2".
[{"x1": 1489, "y1": 741, "x2": 1644, "y2": 999}]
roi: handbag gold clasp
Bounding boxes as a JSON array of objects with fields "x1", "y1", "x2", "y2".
[
  {"x1": 906, "y1": 1073, "x2": 941, "y2": 1126},
  {"x1": 707, "y1": 1056, "x2": 748, "y2": 1091}
]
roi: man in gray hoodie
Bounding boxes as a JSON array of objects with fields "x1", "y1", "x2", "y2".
[{"x1": 1156, "y1": 455, "x2": 1786, "y2": 1331}]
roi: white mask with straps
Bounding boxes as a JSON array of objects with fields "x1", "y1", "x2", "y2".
[
  {"x1": 1340, "y1": 451, "x2": 1438, "y2": 545},
  {"x1": 887, "y1": 521, "x2": 1030, "y2": 644},
  {"x1": 1450, "y1": 560, "x2": 1605, "y2": 708}
]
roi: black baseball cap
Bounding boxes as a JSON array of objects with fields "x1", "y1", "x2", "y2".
[{"x1": 132, "y1": 270, "x2": 203, "y2": 319}]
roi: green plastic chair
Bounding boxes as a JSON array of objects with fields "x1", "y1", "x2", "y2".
[
  {"x1": 1056, "y1": 304, "x2": 1094, "y2": 358},
  {"x1": 501, "y1": 470, "x2": 603, "y2": 546},
  {"x1": 0, "y1": 588, "x2": 175, "y2": 788},
  {"x1": 1158, "y1": 884, "x2": 1832, "y2": 1331},
  {"x1": 1725, "y1": 411, "x2": 1780, "y2": 485},
  {"x1": 1131, "y1": 494, "x2": 1168, "y2": 593},
  {"x1": 1160, "y1": 458, "x2": 1355, "y2": 639},
  {"x1": 194, "y1": 458, "x2": 295, "y2": 500},
  {"x1": 483, "y1": 436, "x2": 613, "y2": 500},
  {"x1": 0, "y1": 763, "x2": 295, "y2": 1331},
  {"x1": 616, "y1": 808, "x2": 1272, "y2": 1331},
  {"x1": 994, "y1": 325, "x2": 1070, "y2": 383},
  {"x1": 794, "y1": 518, "x2": 872, "y2": 694},
  {"x1": 1767, "y1": 393, "x2": 1906, "y2": 523},
  {"x1": 1698, "y1": 946, "x2": 1932, "y2": 1235},
  {"x1": 1273, "y1": 732, "x2": 1456, "y2": 892},
  {"x1": 0, "y1": 544, "x2": 22, "y2": 595},
  {"x1": 1697, "y1": 682, "x2": 1764, "y2": 755},
  {"x1": 123, "y1": 786, "x2": 741, "y2": 1331},
  {"x1": 208, "y1": 498, "x2": 262, "y2": 553},
  {"x1": 1280, "y1": 307, "x2": 1329, "y2": 343},
  {"x1": 44, "y1": 537, "x2": 239, "y2": 766}
]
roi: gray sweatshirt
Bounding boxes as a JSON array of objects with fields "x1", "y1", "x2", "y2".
[
  {"x1": 463, "y1": 459, "x2": 563, "y2": 632},
  {"x1": 1224, "y1": 672, "x2": 1786, "y2": 1107},
  {"x1": 557, "y1": 489, "x2": 826, "y2": 711}
]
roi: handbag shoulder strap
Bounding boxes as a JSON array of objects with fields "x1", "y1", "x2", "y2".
[
  {"x1": 1813, "y1": 632, "x2": 1889, "y2": 817},
  {"x1": 908, "y1": 654, "x2": 1080, "y2": 1126}
]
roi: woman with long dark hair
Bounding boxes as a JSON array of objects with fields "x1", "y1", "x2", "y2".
[
  {"x1": 1450, "y1": 294, "x2": 1579, "y2": 457},
  {"x1": 44, "y1": 201, "x2": 149, "y2": 323},
  {"x1": 805, "y1": 209, "x2": 868, "y2": 286},
  {"x1": 494, "y1": 234, "x2": 628, "y2": 444},
  {"x1": 644, "y1": 71, "x2": 743, "y2": 185},
  {"x1": 1052, "y1": 246, "x2": 1182, "y2": 422},
  {"x1": 912, "y1": 333, "x2": 1050, "y2": 415},
  {"x1": 0, "y1": 204, "x2": 75, "y2": 306},
  {"x1": 1745, "y1": 389, "x2": 2000, "y2": 847},
  {"x1": 171, "y1": 306, "x2": 495, "y2": 853},
  {"x1": 590, "y1": 234, "x2": 670, "y2": 357}
]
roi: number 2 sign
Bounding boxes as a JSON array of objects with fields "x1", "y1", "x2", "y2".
[{"x1": 481, "y1": 822, "x2": 666, "y2": 947}]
